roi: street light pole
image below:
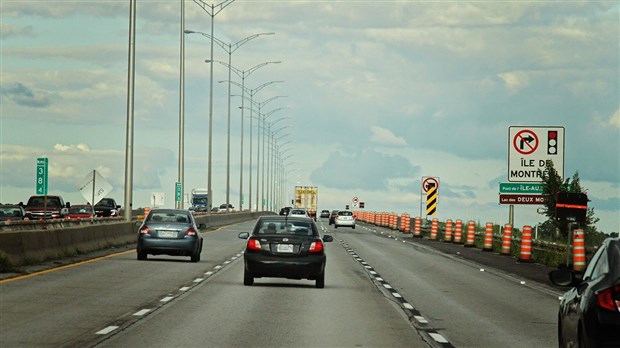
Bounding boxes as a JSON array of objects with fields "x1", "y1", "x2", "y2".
[
  {"x1": 257, "y1": 103, "x2": 288, "y2": 210},
  {"x1": 191, "y1": 0, "x2": 235, "y2": 212},
  {"x1": 177, "y1": 0, "x2": 185, "y2": 209}
]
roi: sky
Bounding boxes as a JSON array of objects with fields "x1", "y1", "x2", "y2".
[{"x1": 1, "y1": 1, "x2": 619, "y2": 234}]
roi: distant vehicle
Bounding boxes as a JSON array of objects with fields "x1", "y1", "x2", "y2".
[
  {"x1": 549, "y1": 237, "x2": 620, "y2": 347},
  {"x1": 190, "y1": 188, "x2": 209, "y2": 211},
  {"x1": 288, "y1": 208, "x2": 309, "y2": 218},
  {"x1": 238, "y1": 215, "x2": 333, "y2": 288},
  {"x1": 22, "y1": 195, "x2": 70, "y2": 220},
  {"x1": 334, "y1": 210, "x2": 355, "y2": 229},
  {"x1": 279, "y1": 207, "x2": 291, "y2": 216},
  {"x1": 294, "y1": 185, "x2": 318, "y2": 220},
  {"x1": 94, "y1": 198, "x2": 120, "y2": 217},
  {"x1": 329, "y1": 210, "x2": 339, "y2": 225},
  {"x1": 320, "y1": 210, "x2": 330, "y2": 218},
  {"x1": 67, "y1": 205, "x2": 94, "y2": 219},
  {"x1": 219, "y1": 203, "x2": 234, "y2": 212},
  {"x1": 136, "y1": 209, "x2": 205, "y2": 262},
  {"x1": 0, "y1": 204, "x2": 26, "y2": 222}
]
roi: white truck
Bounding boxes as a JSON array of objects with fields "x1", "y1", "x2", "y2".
[{"x1": 294, "y1": 186, "x2": 318, "y2": 220}]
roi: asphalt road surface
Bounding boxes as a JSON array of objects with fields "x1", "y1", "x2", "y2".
[{"x1": 0, "y1": 217, "x2": 564, "y2": 347}]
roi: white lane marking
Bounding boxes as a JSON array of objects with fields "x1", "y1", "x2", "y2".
[
  {"x1": 369, "y1": 271, "x2": 377, "y2": 275},
  {"x1": 429, "y1": 333, "x2": 449, "y2": 343},
  {"x1": 376, "y1": 277, "x2": 384, "y2": 282},
  {"x1": 392, "y1": 292, "x2": 402, "y2": 298},
  {"x1": 224, "y1": 260, "x2": 231, "y2": 264},
  {"x1": 193, "y1": 278, "x2": 204, "y2": 283},
  {"x1": 383, "y1": 284, "x2": 393, "y2": 289},
  {"x1": 205, "y1": 271, "x2": 214, "y2": 276},
  {"x1": 161, "y1": 296, "x2": 174, "y2": 302},
  {"x1": 96, "y1": 326, "x2": 119, "y2": 335},
  {"x1": 214, "y1": 265, "x2": 222, "y2": 270},
  {"x1": 520, "y1": 281, "x2": 526, "y2": 285},
  {"x1": 414, "y1": 315, "x2": 428, "y2": 324},
  {"x1": 133, "y1": 309, "x2": 151, "y2": 316},
  {"x1": 403, "y1": 303, "x2": 414, "y2": 310},
  {"x1": 480, "y1": 268, "x2": 485, "y2": 272},
  {"x1": 179, "y1": 286, "x2": 191, "y2": 291}
]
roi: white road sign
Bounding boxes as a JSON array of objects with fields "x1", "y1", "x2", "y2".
[
  {"x1": 76, "y1": 170, "x2": 113, "y2": 205},
  {"x1": 508, "y1": 126, "x2": 564, "y2": 182}
]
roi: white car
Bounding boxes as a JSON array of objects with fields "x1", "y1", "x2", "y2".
[
  {"x1": 288, "y1": 208, "x2": 309, "y2": 218},
  {"x1": 334, "y1": 210, "x2": 355, "y2": 229}
]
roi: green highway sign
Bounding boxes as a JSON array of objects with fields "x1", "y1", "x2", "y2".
[
  {"x1": 175, "y1": 182, "x2": 182, "y2": 203},
  {"x1": 36, "y1": 157, "x2": 48, "y2": 195},
  {"x1": 499, "y1": 182, "x2": 543, "y2": 194}
]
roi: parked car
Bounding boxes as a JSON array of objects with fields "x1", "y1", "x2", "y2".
[
  {"x1": 334, "y1": 210, "x2": 356, "y2": 229},
  {"x1": 548, "y1": 236, "x2": 620, "y2": 348},
  {"x1": 288, "y1": 208, "x2": 309, "y2": 218},
  {"x1": 320, "y1": 210, "x2": 330, "y2": 218},
  {"x1": 67, "y1": 205, "x2": 94, "y2": 219},
  {"x1": 94, "y1": 198, "x2": 121, "y2": 217},
  {"x1": 329, "y1": 210, "x2": 339, "y2": 225},
  {"x1": 136, "y1": 209, "x2": 205, "y2": 262},
  {"x1": 238, "y1": 215, "x2": 333, "y2": 288},
  {"x1": 0, "y1": 204, "x2": 26, "y2": 221}
]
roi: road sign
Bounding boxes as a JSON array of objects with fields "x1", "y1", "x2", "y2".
[
  {"x1": 499, "y1": 182, "x2": 543, "y2": 194},
  {"x1": 422, "y1": 177, "x2": 439, "y2": 192},
  {"x1": 352, "y1": 197, "x2": 359, "y2": 204},
  {"x1": 36, "y1": 157, "x2": 48, "y2": 195},
  {"x1": 508, "y1": 126, "x2": 564, "y2": 182},
  {"x1": 175, "y1": 182, "x2": 182, "y2": 203},
  {"x1": 556, "y1": 192, "x2": 588, "y2": 222},
  {"x1": 499, "y1": 194, "x2": 547, "y2": 205},
  {"x1": 76, "y1": 170, "x2": 113, "y2": 205}
]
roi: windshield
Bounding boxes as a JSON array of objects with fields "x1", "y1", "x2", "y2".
[
  {"x1": 256, "y1": 220, "x2": 316, "y2": 236},
  {"x1": 149, "y1": 212, "x2": 191, "y2": 223}
]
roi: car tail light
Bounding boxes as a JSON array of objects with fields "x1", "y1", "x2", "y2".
[
  {"x1": 139, "y1": 226, "x2": 151, "y2": 235},
  {"x1": 597, "y1": 284, "x2": 620, "y2": 312},
  {"x1": 185, "y1": 227, "x2": 198, "y2": 236},
  {"x1": 247, "y1": 238, "x2": 262, "y2": 251},
  {"x1": 309, "y1": 241, "x2": 324, "y2": 253}
]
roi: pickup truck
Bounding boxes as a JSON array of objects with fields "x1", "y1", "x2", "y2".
[
  {"x1": 22, "y1": 195, "x2": 70, "y2": 220},
  {"x1": 94, "y1": 198, "x2": 121, "y2": 217}
]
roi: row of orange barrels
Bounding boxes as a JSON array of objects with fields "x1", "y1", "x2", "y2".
[{"x1": 353, "y1": 211, "x2": 586, "y2": 271}]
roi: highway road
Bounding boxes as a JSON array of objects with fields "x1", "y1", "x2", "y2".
[{"x1": 0, "y1": 217, "x2": 563, "y2": 347}]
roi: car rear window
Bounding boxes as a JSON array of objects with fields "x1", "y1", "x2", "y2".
[
  {"x1": 338, "y1": 211, "x2": 353, "y2": 216},
  {"x1": 150, "y1": 212, "x2": 190, "y2": 223},
  {"x1": 257, "y1": 220, "x2": 315, "y2": 236}
]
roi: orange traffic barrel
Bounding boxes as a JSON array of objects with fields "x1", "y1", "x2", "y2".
[
  {"x1": 400, "y1": 213, "x2": 411, "y2": 233},
  {"x1": 482, "y1": 222, "x2": 494, "y2": 251},
  {"x1": 413, "y1": 217, "x2": 422, "y2": 238},
  {"x1": 500, "y1": 224, "x2": 512, "y2": 255},
  {"x1": 464, "y1": 220, "x2": 476, "y2": 247},
  {"x1": 430, "y1": 218, "x2": 439, "y2": 240},
  {"x1": 390, "y1": 213, "x2": 398, "y2": 230},
  {"x1": 573, "y1": 229, "x2": 586, "y2": 271},
  {"x1": 444, "y1": 219, "x2": 453, "y2": 242},
  {"x1": 453, "y1": 220, "x2": 463, "y2": 244},
  {"x1": 518, "y1": 225, "x2": 533, "y2": 262}
]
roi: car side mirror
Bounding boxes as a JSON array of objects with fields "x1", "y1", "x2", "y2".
[
  {"x1": 548, "y1": 268, "x2": 578, "y2": 287},
  {"x1": 66, "y1": 202, "x2": 71, "y2": 208},
  {"x1": 322, "y1": 234, "x2": 334, "y2": 242},
  {"x1": 238, "y1": 232, "x2": 249, "y2": 239},
  {"x1": 198, "y1": 223, "x2": 207, "y2": 230}
]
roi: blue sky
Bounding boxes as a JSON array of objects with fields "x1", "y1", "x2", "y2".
[{"x1": 1, "y1": 1, "x2": 618, "y2": 233}]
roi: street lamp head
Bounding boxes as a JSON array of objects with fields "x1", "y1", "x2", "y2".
[{"x1": 184, "y1": 29, "x2": 196, "y2": 34}]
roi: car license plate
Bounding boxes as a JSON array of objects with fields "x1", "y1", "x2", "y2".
[
  {"x1": 276, "y1": 244, "x2": 294, "y2": 253},
  {"x1": 159, "y1": 231, "x2": 176, "y2": 238}
]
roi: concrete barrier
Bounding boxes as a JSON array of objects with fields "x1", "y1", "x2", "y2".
[{"x1": 0, "y1": 211, "x2": 273, "y2": 267}]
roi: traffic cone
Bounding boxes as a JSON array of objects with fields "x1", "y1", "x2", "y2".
[
  {"x1": 572, "y1": 229, "x2": 586, "y2": 272},
  {"x1": 482, "y1": 222, "x2": 494, "y2": 251},
  {"x1": 464, "y1": 220, "x2": 475, "y2": 247},
  {"x1": 413, "y1": 217, "x2": 422, "y2": 238},
  {"x1": 444, "y1": 219, "x2": 453, "y2": 242},
  {"x1": 430, "y1": 218, "x2": 438, "y2": 240},
  {"x1": 453, "y1": 220, "x2": 463, "y2": 244},
  {"x1": 501, "y1": 224, "x2": 512, "y2": 255},
  {"x1": 518, "y1": 225, "x2": 534, "y2": 262}
]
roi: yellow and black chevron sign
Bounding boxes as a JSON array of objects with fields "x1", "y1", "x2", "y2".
[{"x1": 426, "y1": 185, "x2": 438, "y2": 216}]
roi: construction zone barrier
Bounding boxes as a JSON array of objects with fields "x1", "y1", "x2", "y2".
[
  {"x1": 413, "y1": 217, "x2": 422, "y2": 238},
  {"x1": 518, "y1": 225, "x2": 533, "y2": 262},
  {"x1": 464, "y1": 220, "x2": 475, "y2": 247},
  {"x1": 430, "y1": 218, "x2": 438, "y2": 240},
  {"x1": 453, "y1": 220, "x2": 463, "y2": 244},
  {"x1": 389, "y1": 213, "x2": 398, "y2": 230},
  {"x1": 399, "y1": 213, "x2": 411, "y2": 233},
  {"x1": 483, "y1": 222, "x2": 494, "y2": 251},
  {"x1": 573, "y1": 229, "x2": 586, "y2": 271},
  {"x1": 444, "y1": 219, "x2": 453, "y2": 242},
  {"x1": 501, "y1": 224, "x2": 512, "y2": 255}
]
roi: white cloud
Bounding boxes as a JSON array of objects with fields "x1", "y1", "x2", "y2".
[
  {"x1": 370, "y1": 126, "x2": 407, "y2": 146},
  {"x1": 497, "y1": 71, "x2": 530, "y2": 94},
  {"x1": 609, "y1": 108, "x2": 620, "y2": 128}
]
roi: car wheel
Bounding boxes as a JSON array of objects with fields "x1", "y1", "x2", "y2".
[
  {"x1": 243, "y1": 270, "x2": 254, "y2": 286},
  {"x1": 191, "y1": 249, "x2": 200, "y2": 263},
  {"x1": 352, "y1": 225, "x2": 356, "y2": 229},
  {"x1": 137, "y1": 250, "x2": 147, "y2": 261},
  {"x1": 335, "y1": 224, "x2": 338, "y2": 229},
  {"x1": 315, "y1": 272, "x2": 325, "y2": 288}
]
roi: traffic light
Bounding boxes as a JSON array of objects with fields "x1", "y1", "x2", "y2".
[{"x1": 547, "y1": 130, "x2": 558, "y2": 155}]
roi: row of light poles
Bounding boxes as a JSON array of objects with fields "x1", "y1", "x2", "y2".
[{"x1": 186, "y1": 0, "x2": 291, "y2": 212}]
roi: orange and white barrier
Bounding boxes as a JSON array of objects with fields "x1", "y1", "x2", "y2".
[
  {"x1": 572, "y1": 229, "x2": 586, "y2": 271},
  {"x1": 518, "y1": 225, "x2": 533, "y2": 262},
  {"x1": 389, "y1": 213, "x2": 398, "y2": 230},
  {"x1": 465, "y1": 220, "x2": 475, "y2": 247},
  {"x1": 453, "y1": 220, "x2": 463, "y2": 244},
  {"x1": 501, "y1": 224, "x2": 512, "y2": 255},
  {"x1": 482, "y1": 222, "x2": 494, "y2": 251},
  {"x1": 413, "y1": 217, "x2": 422, "y2": 238},
  {"x1": 430, "y1": 218, "x2": 439, "y2": 240},
  {"x1": 399, "y1": 213, "x2": 411, "y2": 233},
  {"x1": 444, "y1": 219, "x2": 453, "y2": 242}
]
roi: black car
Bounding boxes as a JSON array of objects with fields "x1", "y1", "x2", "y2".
[
  {"x1": 136, "y1": 209, "x2": 205, "y2": 262},
  {"x1": 94, "y1": 198, "x2": 121, "y2": 217},
  {"x1": 238, "y1": 216, "x2": 333, "y2": 288},
  {"x1": 549, "y1": 237, "x2": 620, "y2": 347},
  {"x1": 329, "y1": 210, "x2": 339, "y2": 225}
]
